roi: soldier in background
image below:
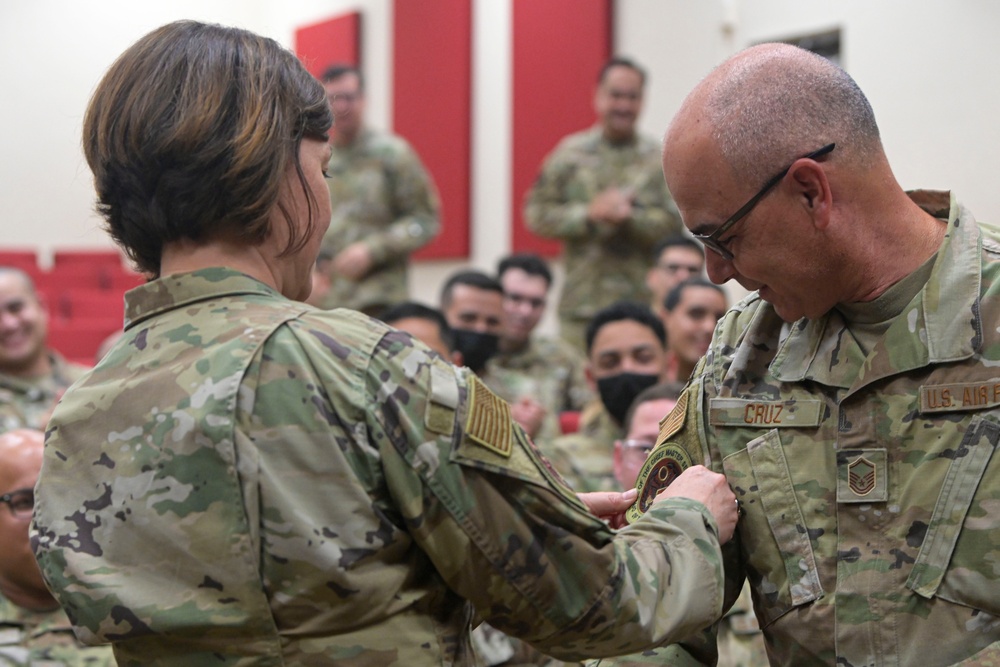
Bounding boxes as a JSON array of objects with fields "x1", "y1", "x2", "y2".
[
  {"x1": 380, "y1": 300, "x2": 461, "y2": 365},
  {"x1": 439, "y1": 269, "x2": 505, "y2": 376},
  {"x1": 645, "y1": 236, "x2": 704, "y2": 320},
  {"x1": 0, "y1": 429, "x2": 114, "y2": 666},
  {"x1": 484, "y1": 253, "x2": 593, "y2": 444},
  {"x1": 319, "y1": 64, "x2": 440, "y2": 317},
  {"x1": 0, "y1": 268, "x2": 88, "y2": 433},
  {"x1": 524, "y1": 57, "x2": 683, "y2": 352},
  {"x1": 661, "y1": 278, "x2": 728, "y2": 383},
  {"x1": 549, "y1": 302, "x2": 669, "y2": 492},
  {"x1": 653, "y1": 41, "x2": 1000, "y2": 664}
]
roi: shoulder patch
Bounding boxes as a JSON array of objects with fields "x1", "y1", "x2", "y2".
[
  {"x1": 425, "y1": 361, "x2": 458, "y2": 436},
  {"x1": 657, "y1": 391, "x2": 688, "y2": 442},
  {"x1": 465, "y1": 375, "x2": 513, "y2": 458}
]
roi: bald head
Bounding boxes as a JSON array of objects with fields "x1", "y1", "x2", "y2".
[
  {"x1": 0, "y1": 428, "x2": 52, "y2": 609},
  {"x1": 0, "y1": 428, "x2": 44, "y2": 485},
  {"x1": 666, "y1": 43, "x2": 881, "y2": 185}
]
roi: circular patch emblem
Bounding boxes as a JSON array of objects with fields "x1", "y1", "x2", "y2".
[{"x1": 625, "y1": 443, "x2": 693, "y2": 524}]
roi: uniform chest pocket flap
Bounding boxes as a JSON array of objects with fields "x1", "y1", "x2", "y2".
[
  {"x1": 723, "y1": 428, "x2": 824, "y2": 628},
  {"x1": 905, "y1": 415, "x2": 1000, "y2": 615}
]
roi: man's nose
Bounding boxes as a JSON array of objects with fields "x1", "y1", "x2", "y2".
[{"x1": 705, "y1": 252, "x2": 735, "y2": 285}]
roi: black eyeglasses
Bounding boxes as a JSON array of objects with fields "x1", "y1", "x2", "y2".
[
  {"x1": 693, "y1": 143, "x2": 836, "y2": 260},
  {"x1": 0, "y1": 487, "x2": 34, "y2": 518}
]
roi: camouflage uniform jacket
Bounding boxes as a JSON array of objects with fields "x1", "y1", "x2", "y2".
[
  {"x1": 579, "y1": 400, "x2": 623, "y2": 445},
  {"x1": 0, "y1": 352, "x2": 88, "y2": 432},
  {"x1": 321, "y1": 127, "x2": 440, "y2": 312},
  {"x1": 0, "y1": 593, "x2": 114, "y2": 666},
  {"x1": 523, "y1": 127, "x2": 682, "y2": 322},
  {"x1": 658, "y1": 191, "x2": 1000, "y2": 665},
  {"x1": 483, "y1": 336, "x2": 594, "y2": 445},
  {"x1": 544, "y1": 431, "x2": 618, "y2": 495},
  {"x1": 32, "y1": 268, "x2": 727, "y2": 666}
]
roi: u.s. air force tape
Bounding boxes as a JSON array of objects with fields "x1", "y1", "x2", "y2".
[{"x1": 625, "y1": 443, "x2": 693, "y2": 524}]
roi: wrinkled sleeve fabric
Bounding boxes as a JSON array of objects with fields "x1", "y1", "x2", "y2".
[{"x1": 366, "y1": 330, "x2": 726, "y2": 660}]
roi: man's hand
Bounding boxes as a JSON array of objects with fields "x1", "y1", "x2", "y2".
[
  {"x1": 510, "y1": 397, "x2": 546, "y2": 439},
  {"x1": 655, "y1": 465, "x2": 738, "y2": 543},
  {"x1": 587, "y1": 187, "x2": 633, "y2": 226},
  {"x1": 331, "y1": 242, "x2": 373, "y2": 281},
  {"x1": 579, "y1": 488, "x2": 638, "y2": 529}
]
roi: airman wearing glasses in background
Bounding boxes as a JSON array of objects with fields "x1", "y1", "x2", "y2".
[
  {"x1": 0, "y1": 429, "x2": 113, "y2": 665},
  {"x1": 317, "y1": 64, "x2": 440, "y2": 317},
  {"x1": 645, "y1": 235, "x2": 705, "y2": 320},
  {"x1": 483, "y1": 253, "x2": 594, "y2": 445},
  {"x1": 525, "y1": 57, "x2": 683, "y2": 353},
  {"x1": 590, "y1": 382, "x2": 768, "y2": 667},
  {"x1": 631, "y1": 42, "x2": 1000, "y2": 665}
]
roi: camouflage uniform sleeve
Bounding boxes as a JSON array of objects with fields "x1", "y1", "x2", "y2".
[
  {"x1": 368, "y1": 332, "x2": 726, "y2": 660},
  {"x1": 362, "y1": 140, "x2": 440, "y2": 264},
  {"x1": 523, "y1": 146, "x2": 592, "y2": 241},
  {"x1": 621, "y1": 158, "x2": 682, "y2": 244}
]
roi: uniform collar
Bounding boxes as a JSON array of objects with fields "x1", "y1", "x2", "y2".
[
  {"x1": 769, "y1": 191, "x2": 979, "y2": 389},
  {"x1": 124, "y1": 268, "x2": 282, "y2": 330}
]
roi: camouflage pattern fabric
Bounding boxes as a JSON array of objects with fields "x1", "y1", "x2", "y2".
[
  {"x1": 0, "y1": 353, "x2": 88, "y2": 433},
  {"x1": 523, "y1": 127, "x2": 682, "y2": 348},
  {"x1": 320, "y1": 127, "x2": 440, "y2": 313},
  {"x1": 483, "y1": 336, "x2": 594, "y2": 446},
  {"x1": 639, "y1": 191, "x2": 1000, "y2": 665},
  {"x1": 0, "y1": 592, "x2": 114, "y2": 666},
  {"x1": 31, "y1": 268, "x2": 727, "y2": 666},
  {"x1": 715, "y1": 584, "x2": 768, "y2": 667},
  {"x1": 472, "y1": 622, "x2": 581, "y2": 667},
  {"x1": 542, "y1": 401, "x2": 623, "y2": 493},
  {"x1": 544, "y1": 431, "x2": 618, "y2": 494},
  {"x1": 583, "y1": 584, "x2": 766, "y2": 667},
  {"x1": 579, "y1": 400, "x2": 624, "y2": 445}
]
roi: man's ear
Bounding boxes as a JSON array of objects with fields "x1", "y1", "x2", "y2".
[{"x1": 789, "y1": 160, "x2": 832, "y2": 229}]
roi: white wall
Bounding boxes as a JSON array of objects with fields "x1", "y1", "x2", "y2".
[{"x1": 3, "y1": 0, "x2": 998, "y2": 314}]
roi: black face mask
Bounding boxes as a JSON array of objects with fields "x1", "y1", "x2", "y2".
[
  {"x1": 597, "y1": 372, "x2": 660, "y2": 425},
  {"x1": 453, "y1": 329, "x2": 500, "y2": 373}
]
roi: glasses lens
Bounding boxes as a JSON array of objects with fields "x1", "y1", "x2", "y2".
[
  {"x1": 5, "y1": 489, "x2": 33, "y2": 516},
  {"x1": 700, "y1": 238, "x2": 732, "y2": 260},
  {"x1": 622, "y1": 440, "x2": 655, "y2": 459}
]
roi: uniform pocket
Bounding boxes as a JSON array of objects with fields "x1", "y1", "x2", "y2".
[
  {"x1": 723, "y1": 428, "x2": 824, "y2": 628},
  {"x1": 905, "y1": 415, "x2": 1000, "y2": 615}
]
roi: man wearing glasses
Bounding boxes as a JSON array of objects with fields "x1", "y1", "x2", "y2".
[
  {"x1": 0, "y1": 429, "x2": 113, "y2": 664},
  {"x1": 484, "y1": 253, "x2": 594, "y2": 445},
  {"x1": 645, "y1": 235, "x2": 705, "y2": 320},
  {"x1": 318, "y1": 64, "x2": 440, "y2": 317},
  {"x1": 636, "y1": 42, "x2": 1000, "y2": 665}
]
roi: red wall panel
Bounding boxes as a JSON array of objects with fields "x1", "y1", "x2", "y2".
[
  {"x1": 512, "y1": 0, "x2": 612, "y2": 255},
  {"x1": 294, "y1": 13, "x2": 361, "y2": 79},
  {"x1": 394, "y1": 0, "x2": 472, "y2": 260}
]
